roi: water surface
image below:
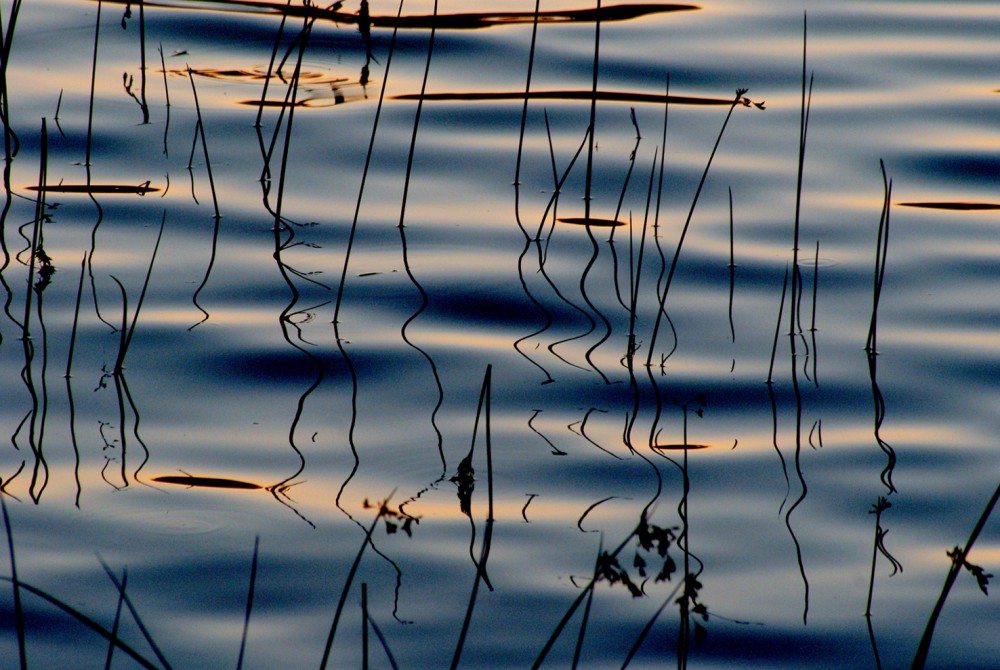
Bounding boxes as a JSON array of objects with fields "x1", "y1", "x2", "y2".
[{"x1": 1, "y1": 1, "x2": 998, "y2": 668}]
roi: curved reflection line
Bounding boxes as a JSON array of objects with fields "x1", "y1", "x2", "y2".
[
  {"x1": 256, "y1": 14, "x2": 321, "y2": 527},
  {"x1": 540, "y1": 127, "x2": 599, "y2": 373},
  {"x1": 575, "y1": 407, "x2": 621, "y2": 459},
  {"x1": 623, "y1": 149, "x2": 658, "y2": 370},
  {"x1": 332, "y1": 3, "x2": 404, "y2": 507},
  {"x1": 65, "y1": 256, "x2": 86, "y2": 505},
  {"x1": 186, "y1": 68, "x2": 222, "y2": 329},
  {"x1": 528, "y1": 409, "x2": 566, "y2": 456},
  {"x1": 0, "y1": 0, "x2": 23, "y2": 335},
  {"x1": 579, "y1": 224, "x2": 613, "y2": 383},
  {"x1": 516, "y1": 123, "x2": 593, "y2": 376},
  {"x1": 85, "y1": 0, "x2": 116, "y2": 333},
  {"x1": 396, "y1": 0, "x2": 446, "y2": 471},
  {"x1": 577, "y1": 495, "x2": 617, "y2": 532},
  {"x1": 510, "y1": 2, "x2": 558, "y2": 383},
  {"x1": 20, "y1": 120, "x2": 51, "y2": 503},
  {"x1": 784, "y1": 19, "x2": 813, "y2": 623},
  {"x1": 769, "y1": 268, "x2": 791, "y2": 505}
]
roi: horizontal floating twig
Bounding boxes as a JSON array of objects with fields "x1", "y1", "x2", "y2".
[
  {"x1": 153, "y1": 475, "x2": 262, "y2": 490},
  {"x1": 898, "y1": 201, "x2": 1000, "y2": 211},
  {"x1": 558, "y1": 216, "x2": 625, "y2": 227},
  {"x1": 26, "y1": 182, "x2": 158, "y2": 195},
  {"x1": 118, "y1": 1, "x2": 698, "y2": 29},
  {"x1": 393, "y1": 89, "x2": 761, "y2": 107},
  {"x1": 651, "y1": 443, "x2": 711, "y2": 450}
]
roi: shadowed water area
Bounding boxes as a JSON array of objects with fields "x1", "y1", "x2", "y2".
[{"x1": 1, "y1": 1, "x2": 998, "y2": 668}]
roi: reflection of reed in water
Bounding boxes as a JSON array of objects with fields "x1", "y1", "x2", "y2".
[
  {"x1": 120, "y1": 0, "x2": 150, "y2": 124},
  {"x1": 866, "y1": 160, "x2": 896, "y2": 494},
  {"x1": 395, "y1": 0, "x2": 446, "y2": 473}
]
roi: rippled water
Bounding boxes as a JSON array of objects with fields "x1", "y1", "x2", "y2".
[{"x1": 1, "y1": 1, "x2": 998, "y2": 668}]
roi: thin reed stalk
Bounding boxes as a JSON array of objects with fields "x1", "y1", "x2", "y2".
[
  {"x1": 583, "y1": 0, "x2": 601, "y2": 222},
  {"x1": 320, "y1": 500, "x2": 389, "y2": 670},
  {"x1": 912, "y1": 482, "x2": 1000, "y2": 669},
  {"x1": 22, "y1": 119, "x2": 47, "y2": 339},
  {"x1": 236, "y1": 536, "x2": 260, "y2": 670},
  {"x1": 333, "y1": 0, "x2": 404, "y2": 325},
  {"x1": 114, "y1": 213, "x2": 166, "y2": 374},
  {"x1": 64, "y1": 254, "x2": 87, "y2": 378},
  {"x1": 187, "y1": 68, "x2": 219, "y2": 218},
  {"x1": 449, "y1": 366, "x2": 495, "y2": 670},
  {"x1": 0, "y1": 575, "x2": 162, "y2": 670},
  {"x1": 104, "y1": 568, "x2": 127, "y2": 670},
  {"x1": 365, "y1": 609, "x2": 400, "y2": 670},
  {"x1": 361, "y1": 582, "x2": 369, "y2": 670},
  {"x1": 767, "y1": 266, "x2": 789, "y2": 385},
  {"x1": 645, "y1": 86, "x2": 745, "y2": 369},
  {"x1": 256, "y1": 0, "x2": 291, "y2": 128},
  {"x1": 2, "y1": 494, "x2": 26, "y2": 670},
  {"x1": 513, "y1": 0, "x2": 541, "y2": 238}
]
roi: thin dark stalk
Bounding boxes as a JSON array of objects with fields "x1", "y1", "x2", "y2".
[
  {"x1": 236, "y1": 536, "x2": 260, "y2": 670},
  {"x1": 767, "y1": 266, "x2": 789, "y2": 385},
  {"x1": 613, "y1": 107, "x2": 642, "y2": 224},
  {"x1": 625, "y1": 150, "x2": 657, "y2": 368},
  {"x1": 256, "y1": 0, "x2": 291, "y2": 129},
  {"x1": 619, "y1": 578, "x2": 686, "y2": 668},
  {"x1": 581, "y1": 225, "x2": 613, "y2": 384},
  {"x1": 86, "y1": 0, "x2": 101, "y2": 168},
  {"x1": 361, "y1": 583, "x2": 369, "y2": 670},
  {"x1": 912, "y1": 482, "x2": 1000, "y2": 670},
  {"x1": 608, "y1": 108, "x2": 642, "y2": 312},
  {"x1": 85, "y1": 0, "x2": 113, "y2": 331},
  {"x1": 2, "y1": 494, "x2": 26, "y2": 670},
  {"x1": 449, "y1": 366, "x2": 497, "y2": 669},
  {"x1": 583, "y1": 0, "x2": 601, "y2": 222},
  {"x1": 727, "y1": 187, "x2": 736, "y2": 344},
  {"x1": 789, "y1": 13, "x2": 813, "y2": 352},
  {"x1": 104, "y1": 568, "x2": 127, "y2": 670},
  {"x1": 319, "y1": 507, "x2": 385, "y2": 670},
  {"x1": 159, "y1": 43, "x2": 170, "y2": 155},
  {"x1": 65, "y1": 254, "x2": 87, "y2": 378},
  {"x1": 139, "y1": 0, "x2": 148, "y2": 118},
  {"x1": 0, "y1": 575, "x2": 163, "y2": 669},
  {"x1": 187, "y1": 68, "x2": 220, "y2": 219},
  {"x1": 98, "y1": 555, "x2": 175, "y2": 669},
  {"x1": 333, "y1": 0, "x2": 404, "y2": 325},
  {"x1": 484, "y1": 366, "x2": 494, "y2": 521},
  {"x1": 646, "y1": 87, "x2": 744, "y2": 369},
  {"x1": 395, "y1": 0, "x2": 446, "y2": 470},
  {"x1": 867, "y1": 164, "x2": 896, "y2": 494},
  {"x1": 397, "y1": 0, "x2": 437, "y2": 231},
  {"x1": 513, "y1": 0, "x2": 541, "y2": 239},
  {"x1": 450, "y1": 518, "x2": 494, "y2": 670},
  {"x1": 365, "y1": 610, "x2": 400, "y2": 670},
  {"x1": 22, "y1": 119, "x2": 47, "y2": 337},
  {"x1": 115, "y1": 213, "x2": 166, "y2": 374},
  {"x1": 531, "y1": 528, "x2": 642, "y2": 669},
  {"x1": 53, "y1": 89, "x2": 66, "y2": 137},
  {"x1": 572, "y1": 564, "x2": 597, "y2": 670},
  {"x1": 864, "y1": 496, "x2": 901, "y2": 670},
  {"x1": 0, "y1": 0, "x2": 24, "y2": 159},
  {"x1": 809, "y1": 239, "x2": 819, "y2": 385}
]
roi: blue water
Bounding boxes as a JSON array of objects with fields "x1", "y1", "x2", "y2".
[{"x1": 1, "y1": 1, "x2": 998, "y2": 668}]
